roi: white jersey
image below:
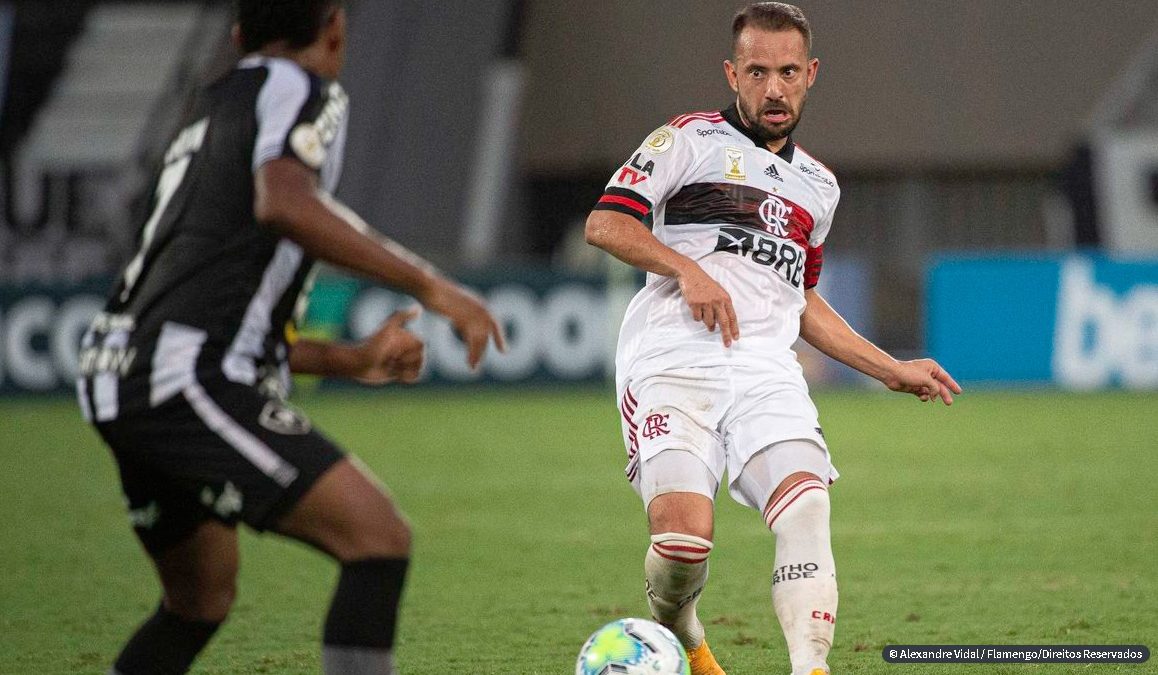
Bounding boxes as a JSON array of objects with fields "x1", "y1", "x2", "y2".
[{"x1": 595, "y1": 105, "x2": 840, "y2": 383}]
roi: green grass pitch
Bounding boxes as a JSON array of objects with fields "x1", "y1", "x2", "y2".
[{"x1": 1, "y1": 387, "x2": 1155, "y2": 674}]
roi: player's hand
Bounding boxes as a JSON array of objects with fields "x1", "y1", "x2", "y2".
[
  {"x1": 353, "y1": 307, "x2": 426, "y2": 384},
  {"x1": 883, "y1": 358, "x2": 962, "y2": 405},
  {"x1": 420, "y1": 278, "x2": 507, "y2": 369},
  {"x1": 678, "y1": 263, "x2": 740, "y2": 347}
]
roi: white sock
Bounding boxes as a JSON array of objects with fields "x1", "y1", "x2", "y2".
[
  {"x1": 644, "y1": 532, "x2": 713, "y2": 650},
  {"x1": 322, "y1": 646, "x2": 394, "y2": 674},
  {"x1": 766, "y1": 476, "x2": 837, "y2": 675}
]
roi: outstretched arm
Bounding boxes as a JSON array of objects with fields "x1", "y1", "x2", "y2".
[
  {"x1": 256, "y1": 158, "x2": 504, "y2": 368},
  {"x1": 289, "y1": 308, "x2": 425, "y2": 384},
  {"x1": 585, "y1": 210, "x2": 740, "y2": 346},
  {"x1": 800, "y1": 288, "x2": 961, "y2": 404}
]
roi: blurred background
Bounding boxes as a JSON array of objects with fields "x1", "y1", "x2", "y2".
[{"x1": 1, "y1": 0, "x2": 1157, "y2": 394}]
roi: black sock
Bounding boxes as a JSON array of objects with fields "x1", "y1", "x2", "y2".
[
  {"x1": 112, "y1": 604, "x2": 221, "y2": 675},
  {"x1": 323, "y1": 558, "x2": 410, "y2": 649}
]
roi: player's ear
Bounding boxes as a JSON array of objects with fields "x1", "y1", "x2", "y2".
[
  {"x1": 724, "y1": 59, "x2": 739, "y2": 93},
  {"x1": 324, "y1": 8, "x2": 346, "y2": 60},
  {"x1": 231, "y1": 23, "x2": 243, "y2": 53},
  {"x1": 806, "y1": 57, "x2": 819, "y2": 88}
]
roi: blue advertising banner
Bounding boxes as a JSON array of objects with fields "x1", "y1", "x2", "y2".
[
  {"x1": 0, "y1": 256, "x2": 873, "y2": 395},
  {"x1": 927, "y1": 254, "x2": 1158, "y2": 389}
]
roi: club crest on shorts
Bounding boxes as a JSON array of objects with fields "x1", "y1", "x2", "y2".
[
  {"x1": 259, "y1": 400, "x2": 311, "y2": 435},
  {"x1": 642, "y1": 412, "x2": 671, "y2": 439}
]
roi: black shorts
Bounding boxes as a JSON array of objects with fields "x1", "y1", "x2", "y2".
[{"x1": 94, "y1": 379, "x2": 344, "y2": 555}]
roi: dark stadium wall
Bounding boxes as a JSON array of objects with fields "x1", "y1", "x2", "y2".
[
  {"x1": 335, "y1": 0, "x2": 518, "y2": 267},
  {"x1": 518, "y1": 0, "x2": 1158, "y2": 173}
]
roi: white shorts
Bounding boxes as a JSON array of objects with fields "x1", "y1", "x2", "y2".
[{"x1": 617, "y1": 365, "x2": 839, "y2": 510}]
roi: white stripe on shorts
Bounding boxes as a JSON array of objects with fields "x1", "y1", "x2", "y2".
[{"x1": 183, "y1": 382, "x2": 299, "y2": 488}]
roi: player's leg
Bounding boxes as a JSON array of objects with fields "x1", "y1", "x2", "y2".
[
  {"x1": 736, "y1": 441, "x2": 837, "y2": 675},
  {"x1": 272, "y1": 457, "x2": 411, "y2": 675},
  {"x1": 641, "y1": 453, "x2": 725, "y2": 675},
  {"x1": 621, "y1": 374, "x2": 730, "y2": 675},
  {"x1": 109, "y1": 516, "x2": 239, "y2": 675},
  {"x1": 93, "y1": 417, "x2": 239, "y2": 675}
]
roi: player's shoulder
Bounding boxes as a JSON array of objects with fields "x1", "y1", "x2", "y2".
[
  {"x1": 634, "y1": 110, "x2": 732, "y2": 157},
  {"x1": 665, "y1": 109, "x2": 737, "y2": 142},
  {"x1": 791, "y1": 142, "x2": 839, "y2": 192},
  {"x1": 238, "y1": 55, "x2": 345, "y2": 103}
]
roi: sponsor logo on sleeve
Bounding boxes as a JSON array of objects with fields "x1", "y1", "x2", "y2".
[
  {"x1": 290, "y1": 123, "x2": 326, "y2": 169},
  {"x1": 696, "y1": 128, "x2": 731, "y2": 138},
  {"x1": 644, "y1": 127, "x2": 675, "y2": 154},
  {"x1": 616, "y1": 152, "x2": 655, "y2": 186},
  {"x1": 724, "y1": 147, "x2": 746, "y2": 181},
  {"x1": 798, "y1": 162, "x2": 835, "y2": 187}
]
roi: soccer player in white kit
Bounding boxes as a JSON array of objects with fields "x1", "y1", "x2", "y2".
[{"x1": 585, "y1": 4, "x2": 962, "y2": 674}]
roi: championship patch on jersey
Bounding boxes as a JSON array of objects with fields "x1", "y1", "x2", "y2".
[
  {"x1": 724, "y1": 147, "x2": 746, "y2": 181},
  {"x1": 644, "y1": 127, "x2": 674, "y2": 154},
  {"x1": 290, "y1": 122, "x2": 326, "y2": 169}
]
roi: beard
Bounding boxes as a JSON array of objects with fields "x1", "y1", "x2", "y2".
[{"x1": 740, "y1": 96, "x2": 805, "y2": 145}]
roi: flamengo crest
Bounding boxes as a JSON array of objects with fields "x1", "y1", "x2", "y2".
[
  {"x1": 759, "y1": 193, "x2": 792, "y2": 237},
  {"x1": 642, "y1": 413, "x2": 671, "y2": 439}
]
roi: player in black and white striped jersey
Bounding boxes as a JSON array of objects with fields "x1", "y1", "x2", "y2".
[{"x1": 78, "y1": 2, "x2": 505, "y2": 674}]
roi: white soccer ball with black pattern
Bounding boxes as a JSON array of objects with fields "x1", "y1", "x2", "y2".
[{"x1": 576, "y1": 618, "x2": 690, "y2": 675}]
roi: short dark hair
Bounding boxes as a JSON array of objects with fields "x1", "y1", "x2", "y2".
[
  {"x1": 236, "y1": 0, "x2": 342, "y2": 53},
  {"x1": 732, "y1": 2, "x2": 811, "y2": 55}
]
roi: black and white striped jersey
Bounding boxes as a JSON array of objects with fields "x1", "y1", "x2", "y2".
[{"x1": 78, "y1": 56, "x2": 349, "y2": 421}]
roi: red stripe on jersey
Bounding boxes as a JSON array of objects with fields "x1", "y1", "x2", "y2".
[
  {"x1": 669, "y1": 110, "x2": 723, "y2": 126},
  {"x1": 673, "y1": 113, "x2": 724, "y2": 129},
  {"x1": 626, "y1": 388, "x2": 638, "y2": 407},
  {"x1": 599, "y1": 194, "x2": 649, "y2": 216},
  {"x1": 804, "y1": 244, "x2": 824, "y2": 289}
]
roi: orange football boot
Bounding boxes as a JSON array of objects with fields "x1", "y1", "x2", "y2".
[{"x1": 686, "y1": 639, "x2": 726, "y2": 675}]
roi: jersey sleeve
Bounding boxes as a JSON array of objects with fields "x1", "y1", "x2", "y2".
[
  {"x1": 804, "y1": 185, "x2": 839, "y2": 289},
  {"x1": 592, "y1": 125, "x2": 696, "y2": 225},
  {"x1": 252, "y1": 61, "x2": 350, "y2": 189}
]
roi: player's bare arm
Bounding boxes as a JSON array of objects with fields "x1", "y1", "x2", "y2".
[
  {"x1": 256, "y1": 157, "x2": 505, "y2": 368},
  {"x1": 799, "y1": 287, "x2": 962, "y2": 404},
  {"x1": 289, "y1": 307, "x2": 424, "y2": 383},
  {"x1": 585, "y1": 209, "x2": 740, "y2": 346}
]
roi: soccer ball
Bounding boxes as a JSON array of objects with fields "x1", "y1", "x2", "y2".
[{"x1": 576, "y1": 618, "x2": 690, "y2": 675}]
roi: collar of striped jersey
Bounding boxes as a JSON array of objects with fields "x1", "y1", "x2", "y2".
[{"x1": 721, "y1": 103, "x2": 796, "y2": 163}]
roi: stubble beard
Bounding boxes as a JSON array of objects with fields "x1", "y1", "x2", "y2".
[{"x1": 740, "y1": 97, "x2": 805, "y2": 146}]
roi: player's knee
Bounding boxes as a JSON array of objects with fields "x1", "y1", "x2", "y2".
[
  {"x1": 647, "y1": 492, "x2": 714, "y2": 541},
  {"x1": 164, "y1": 577, "x2": 237, "y2": 623},
  {"x1": 336, "y1": 502, "x2": 412, "y2": 562}
]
